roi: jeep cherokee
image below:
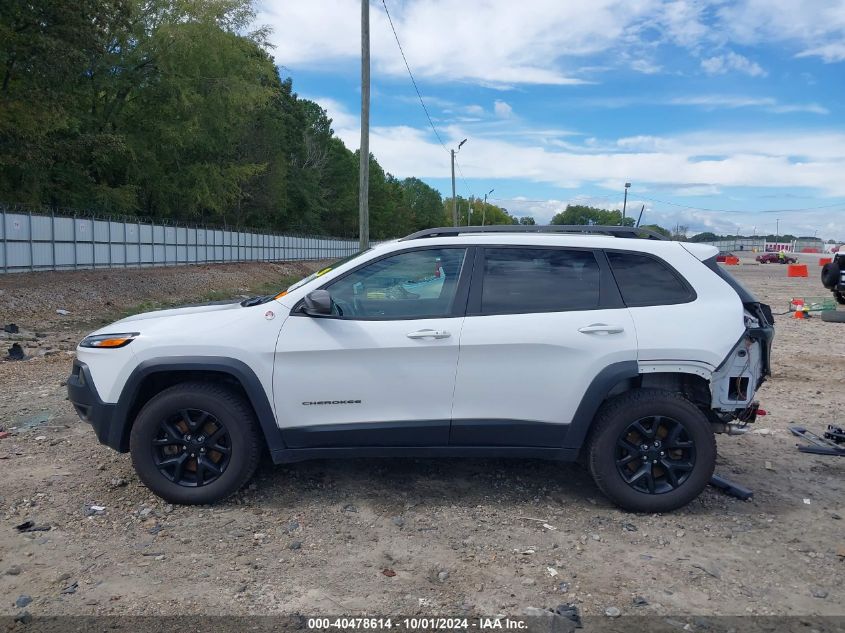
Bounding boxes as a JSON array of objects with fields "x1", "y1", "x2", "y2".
[{"x1": 68, "y1": 225, "x2": 774, "y2": 512}]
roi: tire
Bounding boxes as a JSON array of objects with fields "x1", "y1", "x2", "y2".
[
  {"x1": 821, "y1": 310, "x2": 845, "y2": 323},
  {"x1": 586, "y1": 389, "x2": 716, "y2": 513},
  {"x1": 836, "y1": 292, "x2": 845, "y2": 306},
  {"x1": 129, "y1": 382, "x2": 261, "y2": 504},
  {"x1": 821, "y1": 263, "x2": 840, "y2": 289}
]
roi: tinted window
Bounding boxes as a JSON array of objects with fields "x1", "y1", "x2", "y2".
[
  {"x1": 325, "y1": 248, "x2": 466, "y2": 319},
  {"x1": 606, "y1": 252, "x2": 693, "y2": 306},
  {"x1": 480, "y1": 248, "x2": 600, "y2": 314}
]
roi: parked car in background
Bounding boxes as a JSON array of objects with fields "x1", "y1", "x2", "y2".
[
  {"x1": 716, "y1": 251, "x2": 735, "y2": 263},
  {"x1": 756, "y1": 252, "x2": 797, "y2": 264}
]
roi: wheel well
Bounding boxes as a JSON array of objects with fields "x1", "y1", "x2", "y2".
[
  {"x1": 122, "y1": 370, "x2": 253, "y2": 450},
  {"x1": 606, "y1": 372, "x2": 711, "y2": 409}
]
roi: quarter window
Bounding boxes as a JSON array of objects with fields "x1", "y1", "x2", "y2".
[
  {"x1": 606, "y1": 251, "x2": 693, "y2": 306},
  {"x1": 480, "y1": 248, "x2": 601, "y2": 314},
  {"x1": 324, "y1": 248, "x2": 467, "y2": 319}
]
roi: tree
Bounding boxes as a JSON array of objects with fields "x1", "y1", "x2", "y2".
[
  {"x1": 550, "y1": 205, "x2": 635, "y2": 227},
  {"x1": 690, "y1": 232, "x2": 718, "y2": 242},
  {"x1": 519, "y1": 216, "x2": 536, "y2": 225}
]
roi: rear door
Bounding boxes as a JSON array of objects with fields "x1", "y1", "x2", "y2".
[{"x1": 450, "y1": 246, "x2": 638, "y2": 447}]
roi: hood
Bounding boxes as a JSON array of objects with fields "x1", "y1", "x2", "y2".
[{"x1": 103, "y1": 300, "x2": 243, "y2": 329}]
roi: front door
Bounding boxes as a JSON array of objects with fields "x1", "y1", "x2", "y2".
[{"x1": 273, "y1": 246, "x2": 471, "y2": 448}]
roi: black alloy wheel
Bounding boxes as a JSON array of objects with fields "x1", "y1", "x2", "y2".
[
  {"x1": 614, "y1": 415, "x2": 696, "y2": 494},
  {"x1": 152, "y1": 408, "x2": 232, "y2": 487},
  {"x1": 130, "y1": 382, "x2": 261, "y2": 504}
]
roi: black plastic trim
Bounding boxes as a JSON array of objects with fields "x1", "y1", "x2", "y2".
[
  {"x1": 271, "y1": 445, "x2": 578, "y2": 464},
  {"x1": 449, "y1": 419, "x2": 569, "y2": 447},
  {"x1": 100, "y1": 357, "x2": 283, "y2": 454},
  {"x1": 284, "y1": 420, "x2": 449, "y2": 449},
  {"x1": 67, "y1": 360, "x2": 117, "y2": 447},
  {"x1": 561, "y1": 360, "x2": 640, "y2": 450}
]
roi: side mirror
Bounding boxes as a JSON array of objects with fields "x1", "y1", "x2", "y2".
[{"x1": 302, "y1": 289, "x2": 333, "y2": 316}]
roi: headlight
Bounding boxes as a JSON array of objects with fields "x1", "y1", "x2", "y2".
[{"x1": 79, "y1": 332, "x2": 139, "y2": 349}]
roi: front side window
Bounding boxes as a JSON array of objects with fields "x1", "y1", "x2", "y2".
[
  {"x1": 480, "y1": 248, "x2": 601, "y2": 314},
  {"x1": 606, "y1": 251, "x2": 694, "y2": 306},
  {"x1": 324, "y1": 248, "x2": 467, "y2": 319}
]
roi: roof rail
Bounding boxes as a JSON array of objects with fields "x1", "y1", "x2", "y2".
[{"x1": 399, "y1": 225, "x2": 667, "y2": 241}]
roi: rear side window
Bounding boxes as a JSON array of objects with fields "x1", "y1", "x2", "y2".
[
  {"x1": 606, "y1": 252, "x2": 694, "y2": 307},
  {"x1": 480, "y1": 248, "x2": 600, "y2": 314}
]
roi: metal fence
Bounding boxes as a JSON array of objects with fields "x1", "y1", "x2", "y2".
[{"x1": 0, "y1": 209, "x2": 363, "y2": 274}]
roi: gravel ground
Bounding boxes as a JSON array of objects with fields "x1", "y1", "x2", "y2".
[{"x1": 0, "y1": 258, "x2": 843, "y2": 620}]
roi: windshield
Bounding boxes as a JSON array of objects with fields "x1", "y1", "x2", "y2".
[{"x1": 279, "y1": 249, "x2": 373, "y2": 297}]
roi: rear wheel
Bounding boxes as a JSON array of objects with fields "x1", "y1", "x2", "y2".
[
  {"x1": 129, "y1": 382, "x2": 261, "y2": 504},
  {"x1": 821, "y1": 263, "x2": 841, "y2": 289},
  {"x1": 587, "y1": 389, "x2": 716, "y2": 513}
]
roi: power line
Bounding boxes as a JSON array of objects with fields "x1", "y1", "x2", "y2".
[
  {"x1": 636, "y1": 195, "x2": 845, "y2": 214},
  {"x1": 453, "y1": 157, "x2": 473, "y2": 197},
  {"x1": 380, "y1": 0, "x2": 449, "y2": 153},
  {"x1": 490, "y1": 194, "x2": 618, "y2": 204},
  {"x1": 489, "y1": 193, "x2": 845, "y2": 214}
]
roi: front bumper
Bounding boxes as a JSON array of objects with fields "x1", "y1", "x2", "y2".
[{"x1": 67, "y1": 360, "x2": 121, "y2": 450}]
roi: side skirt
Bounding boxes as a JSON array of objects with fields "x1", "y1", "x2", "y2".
[{"x1": 269, "y1": 445, "x2": 578, "y2": 464}]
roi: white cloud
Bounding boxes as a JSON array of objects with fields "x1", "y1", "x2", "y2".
[
  {"x1": 669, "y1": 95, "x2": 829, "y2": 114},
  {"x1": 257, "y1": 0, "x2": 675, "y2": 86},
  {"x1": 493, "y1": 100, "x2": 513, "y2": 118},
  {"x1": 716, "y1": 0, "x2": 845, "y2": 63},
  {"x1": 257, "y1": 1, "x2": 845, "y2": 87},
  {"x1": 796, "y1": 42, "x2": 845, "y2": 62},
  {"x1": 701, "y1": 51, "x2": 767, "y2": 76},
  {"x1": 312, "y1": 97, "x2": 845, "y2": 238}
]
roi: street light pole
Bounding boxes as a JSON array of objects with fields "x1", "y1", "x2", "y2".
[
  {"x1": 622, "y1": 182, "x2": 631, "y2": 222},
  {"x1": 358, "y1": 0, "x2": 370, "y2": 251},
  {"x1": 451, "y1": 138, "x2": 467, "y2": 227},
  {"x1": 483, "y1": 188, "x2": 494, "y2": 226}
]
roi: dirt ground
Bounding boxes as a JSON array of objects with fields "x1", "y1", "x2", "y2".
[{"x1": 0, "y1": 257, "x2": 843, "y2": 620}]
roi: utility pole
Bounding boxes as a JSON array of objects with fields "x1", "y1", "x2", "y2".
[
  {"x1": 358, "y1": 0, "x2": 370, "y2": 251},
  {"x1": 622, "y1": 182, "x2": 631, "y2": 222},
  {"x1": 467, "y1": 195, "x2": 472, "y2": 226},
  {"x1": 451, "y1": 139, "x2": 467, "y2": 227},
  {"x1": 483, "y1": 188, "x2": 494, "y2": 226},
  {"x1": 775, "y1": 218, "x2": 779, "y2": 247}
]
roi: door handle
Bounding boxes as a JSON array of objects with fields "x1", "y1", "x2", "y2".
[
  {"x1": 578, "y1": 323, "x2": 624, "y2": 335},
  {"x1": 406, "y1": 329, "x2": 451, "y2": 339}
]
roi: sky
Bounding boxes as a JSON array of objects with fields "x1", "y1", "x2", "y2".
[{"x1": 255, "y1": 0, "x2": 845, "y2": 240}]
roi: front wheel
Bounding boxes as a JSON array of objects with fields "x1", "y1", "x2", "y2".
[
  {"x1": 129, "y1": 382, "x2": 261, "y2": 504},
  {"x1": 587, "y1": 389, "x2": 716, "y2": 513}
]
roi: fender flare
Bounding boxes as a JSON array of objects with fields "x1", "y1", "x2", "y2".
[
  {"x1": 561, "y1": 360, "x2": 640, "y2": 450},
  {"x1": 112, "y1": 356, "x2": 285, "y2": 453}
]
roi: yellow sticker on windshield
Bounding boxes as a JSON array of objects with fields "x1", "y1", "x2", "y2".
[{"x1": 315, "y1": 267, "x2": 332, "y2": 277}]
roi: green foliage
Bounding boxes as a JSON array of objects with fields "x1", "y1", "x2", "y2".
[
  {"x1": 550, "y1": 205, "x2": 635, "y2": 227},
  {"x1": 640, "y1": 224, "x2": 671, "y2": 237},
  {"x1": 0, "y1": 0, "x2": 447, "y2": 238},
  {"x1": 447, "y1": 196, "x2": 519, "y2": 226}
]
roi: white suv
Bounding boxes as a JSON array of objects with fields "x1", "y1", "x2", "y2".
[{"x1": 68, "y1": 226, "x2": 774, "y2": 512}]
